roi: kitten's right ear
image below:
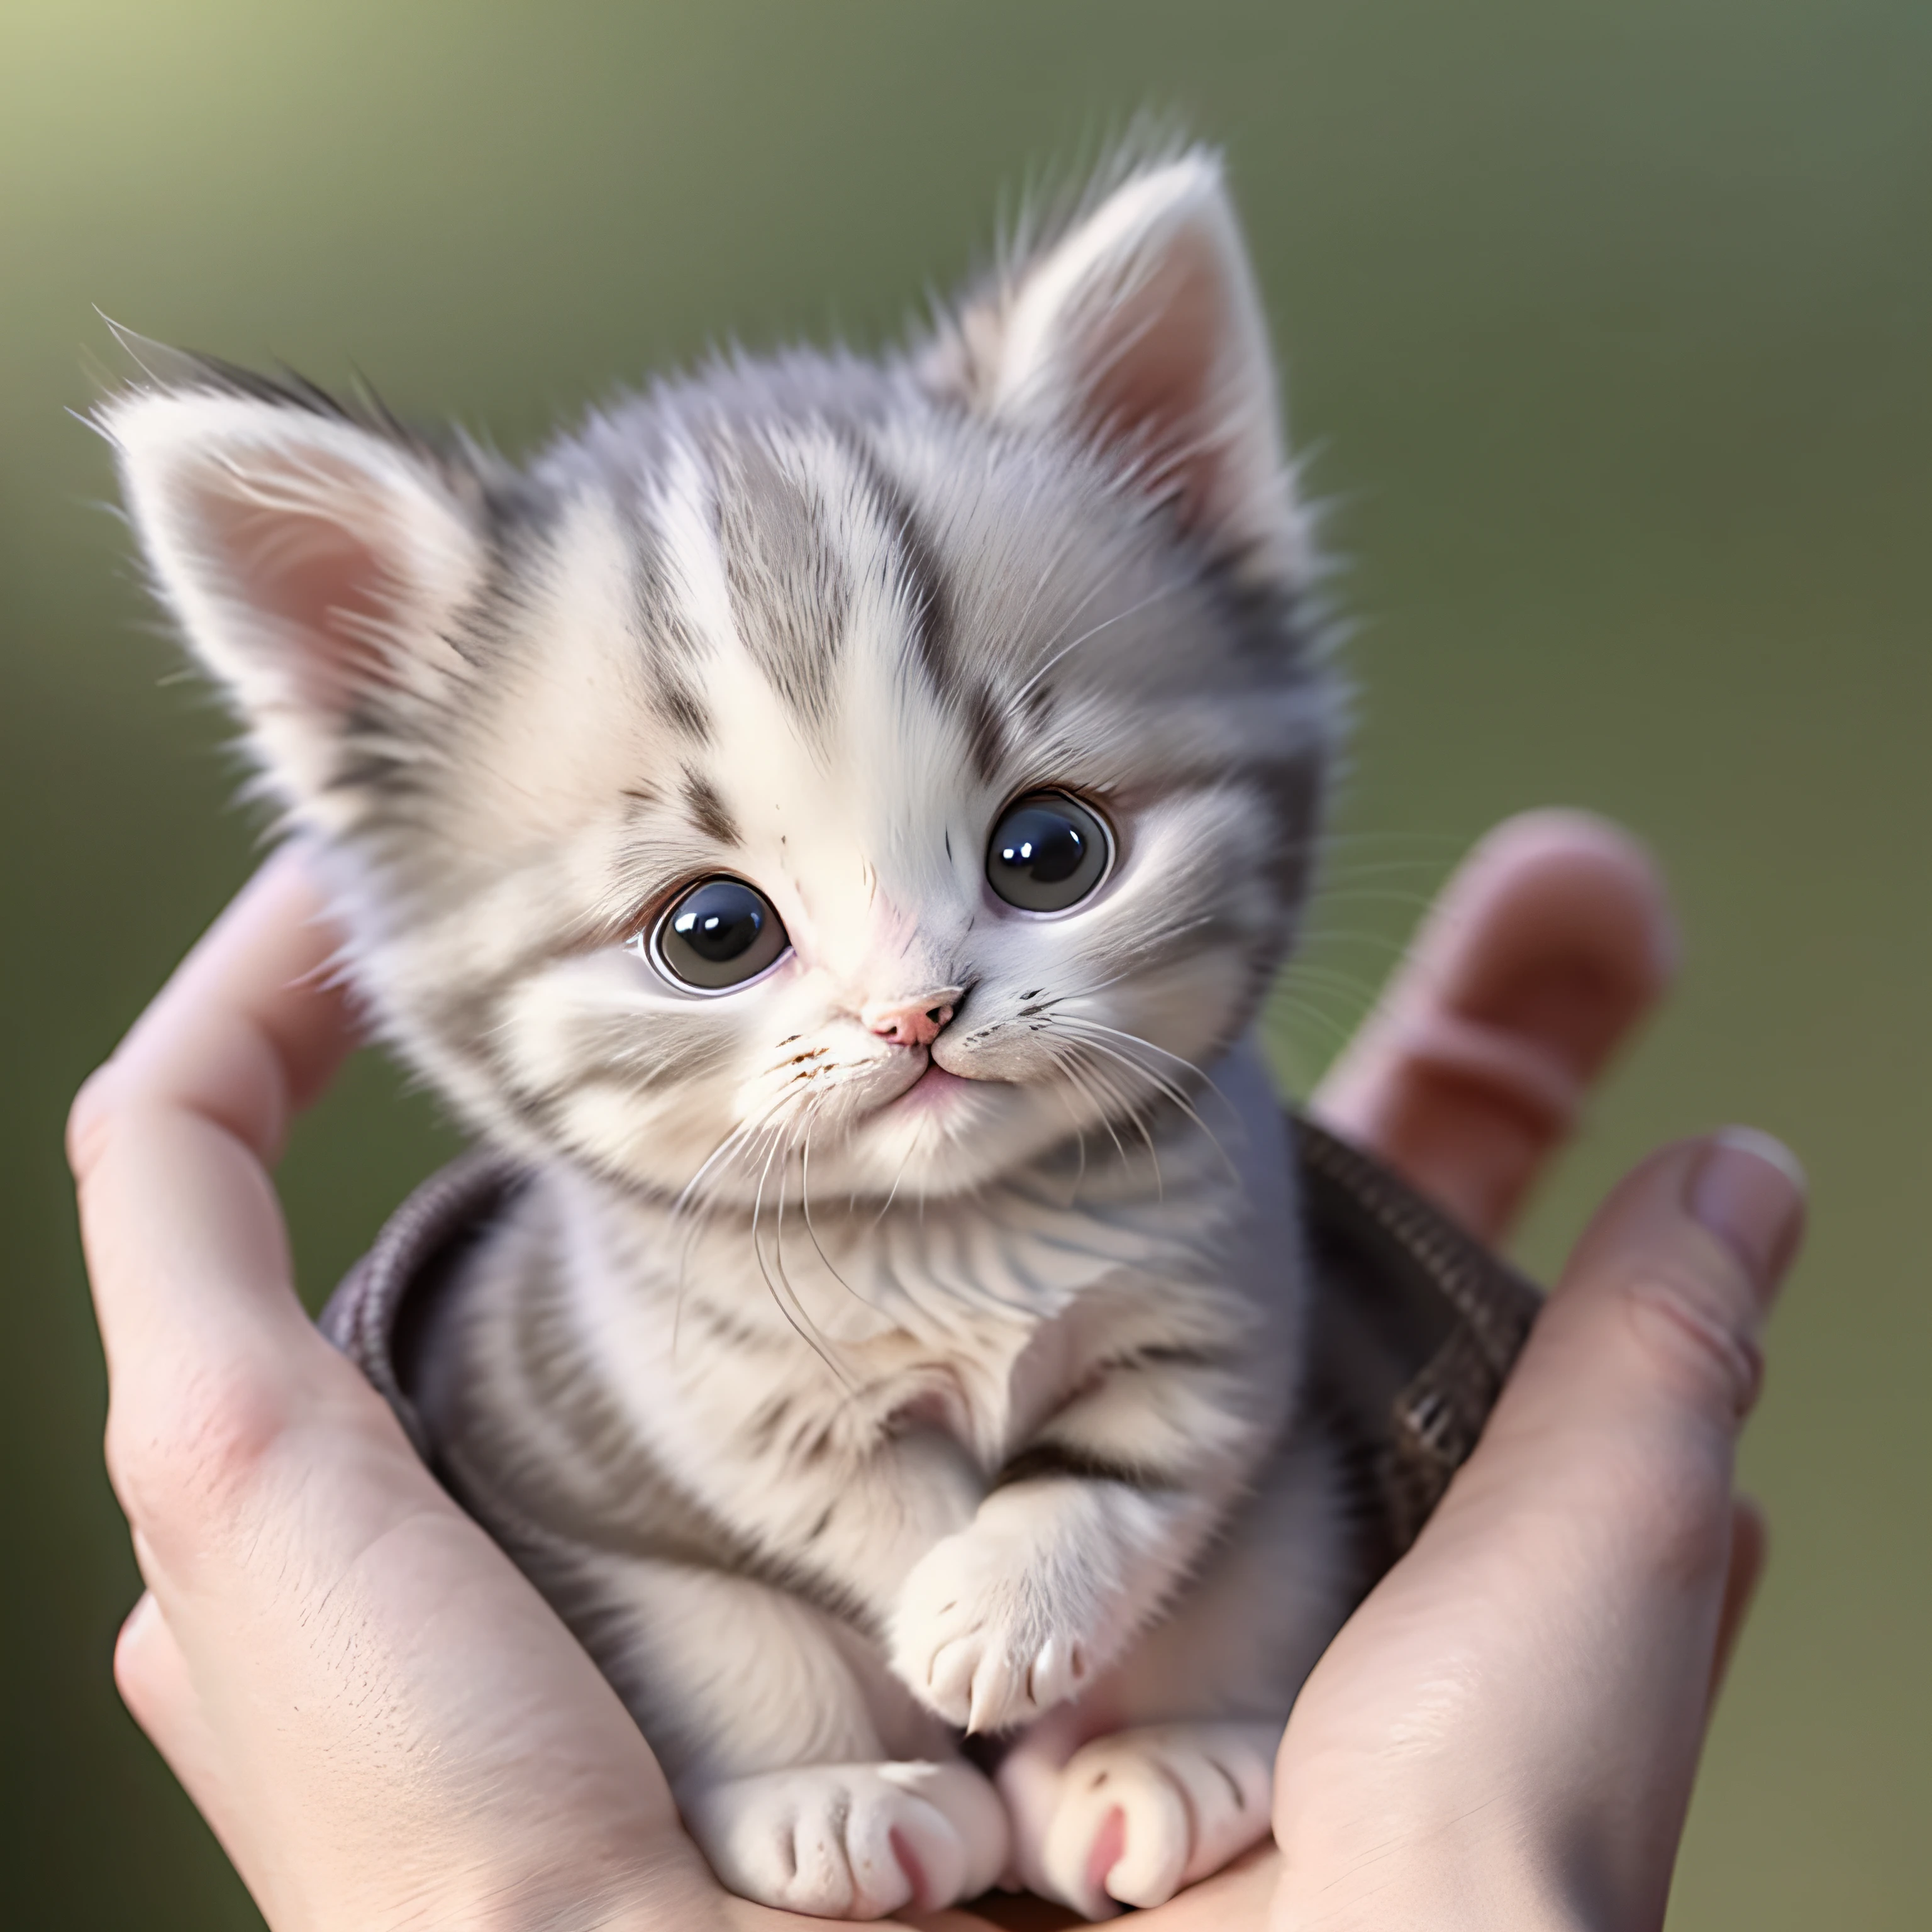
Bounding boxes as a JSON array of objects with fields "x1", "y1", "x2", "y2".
[
  {"x1": 101, "y1": 379, "x2": 489, "y2": 818},
  {"x1": 924, "y1": 148, "x2": 1305, "y2": 583}
]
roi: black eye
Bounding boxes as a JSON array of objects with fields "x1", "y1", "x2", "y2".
[
  {"x1": 652, "y1": 877, "x2": 790, "y2": 991},
  {"x1": 986, "y1": 792, "x2": 1113, "y2": 913}
]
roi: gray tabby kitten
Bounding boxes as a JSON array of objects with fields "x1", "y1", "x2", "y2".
[{"x1": 105, "y1": 150, "x2": 1353, "y2": 1919}]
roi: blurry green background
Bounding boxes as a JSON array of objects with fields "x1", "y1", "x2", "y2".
[{"x1": 3, "y1": 2, "x2": 1926, "y2": 1924}]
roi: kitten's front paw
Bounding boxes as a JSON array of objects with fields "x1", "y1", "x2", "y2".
[
  {"x1": 1016, "y1": 1721, "x2": 1280, "y2": 1918},
  {"x1": 680, "y1": 1760, "x2": 1008, "y2": 1919},
  {"x1": 890, "y1": 1531, "x2": 1108, "y2": 1731}
]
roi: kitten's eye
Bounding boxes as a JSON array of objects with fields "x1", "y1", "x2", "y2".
[
  {"x1": 652, "y1": 877, "x2": 790, "y2": 991},
  {"x1": 986, "y1": 792, "x2": 1113, "y2": 913}
]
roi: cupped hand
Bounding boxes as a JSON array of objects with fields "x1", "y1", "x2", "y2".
[
  {"x1": 70, "y1": 848, "x2": 735, "y2": 1931},
  {"x1": 71, "y1": 811, "x2": 1796, "y2": 1932}
]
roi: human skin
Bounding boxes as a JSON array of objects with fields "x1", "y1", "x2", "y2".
[{"x1": 69, "y1": 809, "x2": 1802, "y2": 1931}]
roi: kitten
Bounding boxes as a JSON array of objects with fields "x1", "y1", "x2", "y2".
[{"x1": 104, "y1": 148, "x2": 1353, "y2": 1919}]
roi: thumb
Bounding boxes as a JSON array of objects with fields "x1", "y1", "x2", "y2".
[
  {"x1": 1275, "y1": 1135, "x2": 1804, "y2": 1929},
  {"x1": 1370, "y1": 1130, "x2": 1807, "y2": 1668},
  {"x1": 1473, "y1": 1128, "x2": 1806, "y2": 1521}
]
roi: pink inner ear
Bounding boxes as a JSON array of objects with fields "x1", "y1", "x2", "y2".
[
  {"x1": 184, "y1": 452, "x2": 409, "y2": 715},
  {"x1": 1074, "y1": 228, "x2": 1230, "y2": 535}
]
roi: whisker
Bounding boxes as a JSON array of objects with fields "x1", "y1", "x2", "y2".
[
  {"x1": 1053, "y1": 1022, "x2": 1201, "y2": 1115},
  {"x1": 1000, "y1": 521, "x2": 1098, "y2": 672},
  {"x1": 671, "y1": 1110, "x2": 770, "y2": 1224},
  {"x1": 1044, "y1": 1041, "x2": 1132, "y2": 1169},
  {"x1": 1055, "y1": 1037, "x2": 1172, "y2": 1184},
  {"x1": 1008, "y1": 577, "x2": 1191, "y2": 710},
  {"x1": 1072, "y1": 1045, "x2": 1164, "y2": 1194},
  {"x1": 1072, "y1": 912, "x2": 1222, "y2": 983},
  {"x1": 1304, "y1": 886, "x2": 1442, "y2": 914},
  {"x1": 772, "y1": 1144, "x2": 818, "y2": 1359},
  {"x1": 1313, "y1": 850, "x2": 1460, "y2": 880},
  {"x1": 1316, "y1": 830, "x2": 1468, "y2": 852},
  {"x1": 670, "y1": 1102, "x2": 793, "y2": 1363},
  {"x1": 1280, "y1": 961, "x2": 1388, "y2": 1005},
  {"x1": 1012, "y1": 554, "x2": 1118, "y2": 673},
  {"x1": 1050, "y1": 1014, "x2": 1222, "y2": 1092},
  {"x1": 800, "y1": 1111, "x2": 872, "y2": 1312},
  {"x1": 1266, "y1": 989, "x2": 1359, "y2": 1052},
  {"x1": 1051, "y1": 1021, "x2": 1236, "y2": 1179},
  {"x1": 749, "y1": 1114, "x2": 850, "y2": 1389},
  {"x1": 870, "y1": 1131, "x2": 923, "y2": 1228},
  {"x1": 1040, "y1": 1062, "x2": 1091, "y2": 1196}
]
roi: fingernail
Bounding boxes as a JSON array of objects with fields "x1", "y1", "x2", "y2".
[{"x1": 1689, "y1": 1128, "x2": 1807, "y2": 1299}]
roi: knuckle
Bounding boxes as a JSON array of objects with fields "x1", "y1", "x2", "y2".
[
  {"x1": 1616, "y1": 1255, "x2": 1764, "y2": 1422},
  {"x1": 106, "y1": 1359, "x2": 295, "y2": 1548},
  {"x1": 65, "y1": 1064, "x2": 128, "y2": 1182},
  {"x1": 1600, "y1": 1437, "x2": 1735, "y2": 1591},
  {"x1": 111, "y1": 1598, "x2": 165, "y2": 1724}
]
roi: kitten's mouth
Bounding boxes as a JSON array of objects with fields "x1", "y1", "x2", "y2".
[{"x1": 875, "y1": 1058, "x2": 978, "y2": 1121}]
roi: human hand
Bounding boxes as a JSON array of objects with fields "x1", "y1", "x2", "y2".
[
  {"x1": 1082, "y1": 813, "x2": 1801, "y2": 1932},
  {"x1": 1260, "y1": 1128, "x2": 1799, "y2": 1932},
  {"x1": 70, "y1": 847, "x2": 736, "y2": 1931},
  {"x1": 73, "y1": 809, "x2": 1774, "y2": 1931}
]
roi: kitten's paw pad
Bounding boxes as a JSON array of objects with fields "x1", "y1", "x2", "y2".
[
  {"x1": 680, "y1": 1760, "x2": 1008, "y2": 1920},
  {"x1": 890, "y1": 1535, "x2": 1103, "y2": 1731},
  {"x1": 1037, "y1": 1721, "x2": 1280, "y2": 1917}
]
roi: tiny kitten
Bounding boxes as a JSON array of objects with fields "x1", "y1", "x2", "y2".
[{"x1": 104, "y1": 148, "x2": 1355, "y2": 1919}]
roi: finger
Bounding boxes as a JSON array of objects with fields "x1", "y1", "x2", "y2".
[
  {"x1": 1277, "y1": 1132, "x2": 1803, "y2": 1920},
  {"x1": 1382, "y1": 1129, "x2": 1806, "y2": 1778},
  {"x1": 1312, "y1": 809, "x2": 1676, "y2": 1242},
  {"x1": 1711, "y1": 1494, "x2": 1769, "y2": 1701},
  {"x1": 66, "y1": 848, "x2": 397, "y2": 1584},
  {"x1": 69, "y1": 846, "x2": 357, "y2": 1402},
  {"x1": 71, "y1": 855, "x2": 719, "y2": 1924},
  {"x1": 1450, "y1": 1130, "x2": 1804, "y2": 1538},
  {"x1": 114, "y1": 1588, "x2": 243, "y2": 1854},
  {"x1": 1275, "y1": 1130, "x2": 1802, "y2": 1932},
  {"x1": 70, "y1": 842, "x2": 355, "y2": 1180}
]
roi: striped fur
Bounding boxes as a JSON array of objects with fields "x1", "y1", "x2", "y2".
[{"x1": 105, "y1": 149, "x2": 1355, "y2": 1919}]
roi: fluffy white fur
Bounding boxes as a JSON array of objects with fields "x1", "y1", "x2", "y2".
[{"x1": 104, "y1": 149, "x2": 1355, "y2": 1918}]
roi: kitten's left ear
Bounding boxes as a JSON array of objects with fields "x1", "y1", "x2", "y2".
[
  {"x1": 99, "y1": 369, "x2": 492, "y2": 819},
  {"x1": 927, "y1": 148, "x2": 1302, "y2": 578}
]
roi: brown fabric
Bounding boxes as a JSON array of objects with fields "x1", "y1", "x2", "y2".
[
  {"x1": 319, "y1": 1116, "x2": 1542, "y2": 1568},
  {"x1": 1292, "y1": 1116, "x2": 1543, "y2": 1561},
  {"x1": 320, "y1": 1148, "x2": 528, "y2": 1463}
]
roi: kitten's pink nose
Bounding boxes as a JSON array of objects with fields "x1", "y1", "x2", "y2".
[{"x1": 863, "y1": 987, "x2": 962, "y2": 1048}]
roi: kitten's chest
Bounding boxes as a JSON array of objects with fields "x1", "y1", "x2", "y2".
[
  {"x1": 605, "y1": 1185, "x2": 1185, "y2": 1470},
  {"x1": 438, "y1": 1070, "x2": 1304, "y2": 1602},
  {"x1": 583, "y1": 1106, "x2": 1295, "y2": 1479}
]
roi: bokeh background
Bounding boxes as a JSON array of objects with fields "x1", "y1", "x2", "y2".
[{"x1": 3, "y1": 3, "x2": 1926, "y2": 1924}]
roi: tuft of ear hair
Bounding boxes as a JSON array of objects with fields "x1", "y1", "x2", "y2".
[
  {"x1": 97, "y1": 344, "x2": 493, "y2": 824},
  {"x1": 923, "y1": 147, "x2": 1304, "y2": 584}
]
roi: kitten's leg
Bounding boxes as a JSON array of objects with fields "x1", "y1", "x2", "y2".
[
  {"x1": 1023, "y1": 1719, "x2": 1281, "y2": 1917},
  {"x1": 682, "y1": 1760, "x2": 1009, "y2": 1921},
  {"x1": 567, "y1": 1550, "x2": 1008, "y2": 1919},
  {"x1": 889, "y1": 1335, "x2": 1284, "y2": 1735},
  {"x1": 1001, "y1": 1428, "x2": 1353, "y2": 1918}
]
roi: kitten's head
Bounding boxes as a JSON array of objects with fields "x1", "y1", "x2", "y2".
[{"x1": 104, "y1": 150, "x2": 1339, "y2": 1204}]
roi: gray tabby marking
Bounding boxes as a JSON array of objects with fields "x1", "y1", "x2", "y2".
[{"x1": 104, "y1": 145, "x2": 1353, "y2": 1921}]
